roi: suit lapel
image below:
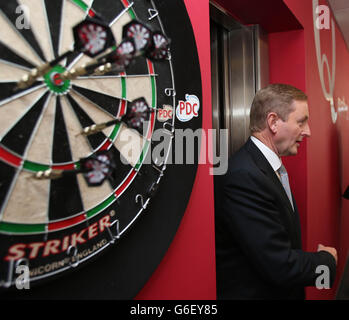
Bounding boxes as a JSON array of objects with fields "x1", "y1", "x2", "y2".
[
  {"x1": 245, "y1": 139, "x2": 295, "y2": 218},
  {"x1": 245, "y1": 139, "x2": 303, "y2": 248}
]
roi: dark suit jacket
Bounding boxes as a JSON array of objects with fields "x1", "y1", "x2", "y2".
[{"x1": 215, "y1": 138, "x2": 336, "y2": 300}]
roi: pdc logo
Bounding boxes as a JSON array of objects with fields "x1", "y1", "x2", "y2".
[{"x1": 176, "y1": 94, "x2": 200, "y2": 122}]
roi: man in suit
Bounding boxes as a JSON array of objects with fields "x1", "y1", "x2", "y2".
[{"x1": 215, "y1": 84, "x2": 337, "y2": 299}]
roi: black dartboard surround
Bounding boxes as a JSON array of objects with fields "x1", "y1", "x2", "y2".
[{"x1": 0, "y1": 0, "x2": 202, "y2": 299}]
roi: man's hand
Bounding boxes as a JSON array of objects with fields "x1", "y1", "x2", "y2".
[{"x1": 318, "y1": 244, "x2": 338, "y2": 264}]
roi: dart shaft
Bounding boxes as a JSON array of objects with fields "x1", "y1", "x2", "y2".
[
  {"x1": 49, "y1": 50, "x2": 73, "y2": 67},
  {"x1": 81, "y1": 119, "x2": 120, "y2": 136},
  {"x1": 33, "y1": 168, "x2": 86, "y2": 180},
  {"x1": 16, "y1": 51, "x2": 74, "y2": 90},
  {"x1": 34, "y1": 169, "x2": 64, "y2": 180},
  {"x1": 16, "y1": 63, "x2": 51, "y2": 89},
  {"x1": 60, "y1": 60, "x2": 112, "y2": 80}
]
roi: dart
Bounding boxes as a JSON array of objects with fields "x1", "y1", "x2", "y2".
[
  {"x1": 16, "y1": 51, "x2": 72, "y2": 90},
  {"x1": 33, "y1": 151, "x2": 115, "y2": 187},
  {"x1": 123, "y1": 20, "x2": 153, "y2": 53},
  {"x1": 123, "y1": 20, "x2": 170, "y2": 61},
  {"x1": 81, "y1": 97, "x2": 153, "y2": 136},
  {"x1": 146, "y1": 31, "x2": 170, "y2": 61},
  {"x1": 80, "y1": 119, "x2": 121, "y2": 136},
  {"x1": 63, "y1": 19, "x2": 154, "y2": 81},
  {"x1": 16, "y1": 17, "x2": 116, "y2": 90},
  {"x1": 80, "y1": 150, "x2": 115, "y2": 186},
  {"x1": 61, "y1": 21, "x2": 170, "y2": 80},
  {"x1": 60, "y1": 37, "x2": 136, "y2": 80},
  {"x1": 121, "y1": 97, "x2": 153, "y2": 133}
]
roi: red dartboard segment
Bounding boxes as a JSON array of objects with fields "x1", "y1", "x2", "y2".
[
  {"x1": 121, "y1": 0, "x2": 131, "y2": 8},
  {"x1": 99, "y1": 139, "x2": 113, "y2": 151},
  {"x1": 146, "y1": 111, "x2": 155, "y2": 140},
  {"x1": 114, "y1": 169, "x2": 137, "y2": 198},
  {"x1": 147, "y1": 60, "x2": 156, "y2": 106},
  {"x1": 147, "y1": 59, "x2": 155, "y2": 75},
  {"x1": 88, "y1": 9, "x2": 95, "y2": 17},
  {"x1": 48, "y1": 213, "x2": 86, "y2": 231},
  {"x1": 52, "y1": 163, "x2": 76, "y2": 171},
  {"x1": 146, "y1": 59, "x2": 156, "y2": 141},
  {"x1": 118, "y1": 99, "x2": 127, "y2": 117},
  {"x1": 0, "y1": 146, "x2": 22, "y2": 167}
]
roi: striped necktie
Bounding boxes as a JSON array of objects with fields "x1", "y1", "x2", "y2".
[{"x1": 278, "y1": 164, "x2": 294, "y2": 211}]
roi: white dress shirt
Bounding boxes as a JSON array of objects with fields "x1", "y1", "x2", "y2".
[
  {"x1": 250, "y1": 136, "x2": 294, "y2": 210},
  {"x1": 250, "y1": 136, "x2": 282, "y2": 174}
]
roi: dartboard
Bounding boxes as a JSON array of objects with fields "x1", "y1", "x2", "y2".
[{"x1": 0, "y1": 0, "x2": 202, "y2": 298}]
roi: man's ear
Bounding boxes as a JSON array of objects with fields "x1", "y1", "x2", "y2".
[{"x1": 266, "y1": 112, "x2": 279, "y2": 134}]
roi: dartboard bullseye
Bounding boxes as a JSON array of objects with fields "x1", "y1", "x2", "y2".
[
  {"x1": 44, "y1": 65, "x2": 71, "y2": 95},
  {"x1": 0, "y1": 0, "x2": 177, "y2": 292}
]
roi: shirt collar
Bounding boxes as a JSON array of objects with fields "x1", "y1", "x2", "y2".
[{"x1": 250, "y1": 136, "x2": 282, "y2": 172}]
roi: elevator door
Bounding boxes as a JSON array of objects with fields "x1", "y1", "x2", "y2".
[{"x1": 210, "y1": 1, "x2": 269, "y2": 211}]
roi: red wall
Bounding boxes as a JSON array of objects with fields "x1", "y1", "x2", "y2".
[
  {"x1": 283, "y1": 0, "x2": 349, "y2": 300},
  {"x1": 135, "y1": 0, "x2": 216, "y2": 300},
  {"x1": 268, "y1": 29, "x2": 307, "y2": 249},
  {"x1": 136, "y1": 0, "x2": 349, "y2": 300},
  {"x1": 214, "y1": 0, "x2": 349, "y2": 300}
]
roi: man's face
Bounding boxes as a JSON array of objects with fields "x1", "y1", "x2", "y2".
[{"x1": 275, "y1": 100, "x2": 311, "y2": 156}]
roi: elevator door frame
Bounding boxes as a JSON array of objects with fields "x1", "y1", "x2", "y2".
[
  {"x1": 210, "y1": 1, "x2": 269, "y2": 218},
  {"x1": 210, "y1": 1, "x2": 269, "y2": 157}
]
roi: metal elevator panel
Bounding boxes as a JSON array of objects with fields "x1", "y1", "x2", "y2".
[
  {"x1": 226, "y1": 26, "x2": 255, "y2": 154},
  {"x1": 210, "y1": 1, "x2": 269, "y2": 216},
  {"x1": 210, "y1": 1, "x2": 269, "y2": 158}
]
